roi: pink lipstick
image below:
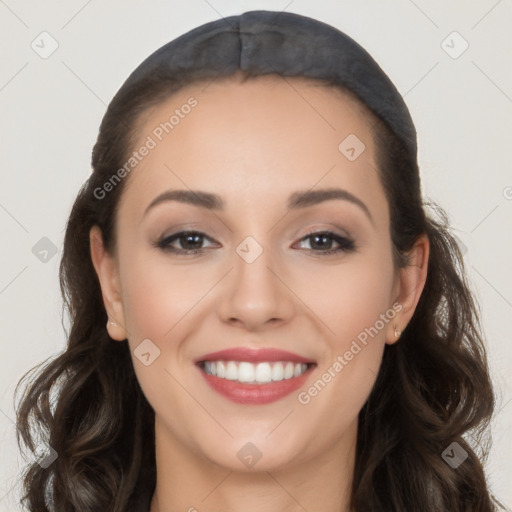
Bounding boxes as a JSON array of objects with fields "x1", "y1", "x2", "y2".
[{"x1": 195, "y1": 347, "x2": 316, "y2": 404}]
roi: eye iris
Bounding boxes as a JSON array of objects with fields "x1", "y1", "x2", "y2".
[
  {"x1": 310, "y1": 233, "x2": 333, "y2": 250},
  {"x1": 181, "y1": 233, "x2": 203, "y2": 250}
]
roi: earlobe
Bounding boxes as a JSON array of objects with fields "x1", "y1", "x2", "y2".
[
  {"x1": 386, "y1": 233, "x2": 430, "y2": 345},
  {"x1": 89, "y1": 226, "x2": 127, "y2": 341}
]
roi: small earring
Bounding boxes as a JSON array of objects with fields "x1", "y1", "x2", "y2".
[
  {"x1": 107, "y1": 319, "x2": 117, "y2": 329},
  {"x1": 394, "y1": 326, "x2": 402, "y2": 339}
]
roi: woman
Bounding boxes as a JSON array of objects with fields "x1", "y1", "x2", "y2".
[{"x1": 15, "y1": 10, "x2": 502, "y2": 512}]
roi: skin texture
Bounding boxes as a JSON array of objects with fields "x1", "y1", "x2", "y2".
[{"x1": 90, "y1": 74, "x2": 429, "y2": 512}]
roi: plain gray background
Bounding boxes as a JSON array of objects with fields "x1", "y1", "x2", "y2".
[{"x1": 1, "y1": 0, "x2": 511, "y2": 509}]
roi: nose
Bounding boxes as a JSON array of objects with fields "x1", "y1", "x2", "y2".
[{"x1": 216, "y1": 240, "x2": 296, "y2": 332}]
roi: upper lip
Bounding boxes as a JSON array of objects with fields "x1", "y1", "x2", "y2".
[{"x1": 195, "y1": 347, "x2": 316, "y2": 364}]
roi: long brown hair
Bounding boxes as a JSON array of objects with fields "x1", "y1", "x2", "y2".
[{"x1": 15, "y1": 11, "x2": 502, "y2": 511}]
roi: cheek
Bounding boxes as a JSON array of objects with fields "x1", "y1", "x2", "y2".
[
  {"x1": 117, "y1": 252, "x2": 215, "y2": 438},
  {"x1": 298, "y1": 249, "x2": 396, "y2": 343},
  {"x1": 120, "y1": 249, "x2": 217, "y2": 342},
  {"x1": 294, "y1": 245, "x2": 395, "y2": 420}
]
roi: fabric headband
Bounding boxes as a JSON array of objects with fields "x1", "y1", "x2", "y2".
[{"x1": 122, "y1": 10, "x2": 417, "y2": 162}]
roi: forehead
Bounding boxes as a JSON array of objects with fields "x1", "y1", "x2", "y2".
[{"x1": 118, "y1": 74, "x2": 385, "y2": 220}]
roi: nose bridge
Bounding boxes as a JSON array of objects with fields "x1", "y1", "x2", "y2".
[{"x1": 217, "y1": 232, "x2": 295, "y2": 329}]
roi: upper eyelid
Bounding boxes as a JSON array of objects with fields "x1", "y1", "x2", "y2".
[
  {"x1": 160, "y1": 228, "x2": 350, "y2": 239},
  {"x1": 158, "y1": 229, "x2": 353, "y2": 247}
]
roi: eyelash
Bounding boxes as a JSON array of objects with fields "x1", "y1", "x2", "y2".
[{"x1": 154, "y1": 230, "x2": 356, "y2": 256}]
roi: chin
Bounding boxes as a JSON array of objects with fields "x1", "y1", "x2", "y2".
[{"x1": 196, "y1": 432, "x2": 309, "y2": 473}]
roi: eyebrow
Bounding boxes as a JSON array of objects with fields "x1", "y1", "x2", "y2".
[{"x1": 143, "y1": 187, "x2": 373, "y2": 224}]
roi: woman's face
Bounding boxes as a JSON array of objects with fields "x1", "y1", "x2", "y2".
[{"x1": 91, "y1": 75, "x2": 426, "y2": 473}]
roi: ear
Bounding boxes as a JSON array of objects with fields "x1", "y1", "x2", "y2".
[
  {"x1": 386, "y1": 233, "x2": 430, "y2": 345},
  {"x1": 89, "y1": 225, "x2": 127, "y2": 341}
]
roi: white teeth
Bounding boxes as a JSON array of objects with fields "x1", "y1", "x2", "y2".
[
  {"x1": 216, "y1": 361, "x2": 226, "y2": 378},
  {"x1": 225, "y1": 361, "x2": 238, "y2": 380},
  {"x1": 285, "y1": 362, "x2": 295, "y2": 379},
  {"x1": 204, "y1": 361, "x2": 217, "y2": 376},
  {"x1": 238, "y1": 362, "x2": 255, "y2": 382},
  {"x1": 202, "y1": 360, "x2": 309, "y2": 384},
  {"x1": 255, "y1": 362, "x2": 272, "y2": 383},
  {"x1": 271, "y1": 362, "x2": 284, "y2": 381}
]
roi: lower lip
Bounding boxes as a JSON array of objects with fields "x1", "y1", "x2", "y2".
[{"x1": 198, "y1": 365, "x2": 314, "y2": 405}]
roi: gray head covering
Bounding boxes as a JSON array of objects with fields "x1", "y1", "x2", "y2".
[{"x1": 122, "y1": 10, "x2": 417, "y2": 162}]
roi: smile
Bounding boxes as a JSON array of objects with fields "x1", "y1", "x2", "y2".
[
  {"x1": 194, "y1": 346, "x2": 316, "y2": 404},
  {"x1": 200, "y1": 360, "x2": 311, "y2": 384}
]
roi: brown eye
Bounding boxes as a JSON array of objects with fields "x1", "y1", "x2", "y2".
[
  {"x1": 156, "y1": 231, "x2": 218, "y2": 254},
  {"x1": 295, "y1": 231, "x2": 356, "y2": 255}
]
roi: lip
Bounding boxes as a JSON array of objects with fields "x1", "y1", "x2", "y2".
[
  {"x1": 197, "y1": 364, "x2": 315, "y2": 405},
  {"x1": 194, "y1": 347, "x2": 316, "y2": 405},
  {"x1": 194, "y1": 347, "x2": 315, "y2": 364}
]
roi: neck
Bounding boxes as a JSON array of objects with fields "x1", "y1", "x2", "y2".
[{"x1": 149, "y1": 417, "x2": 357, "y2": 512}]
